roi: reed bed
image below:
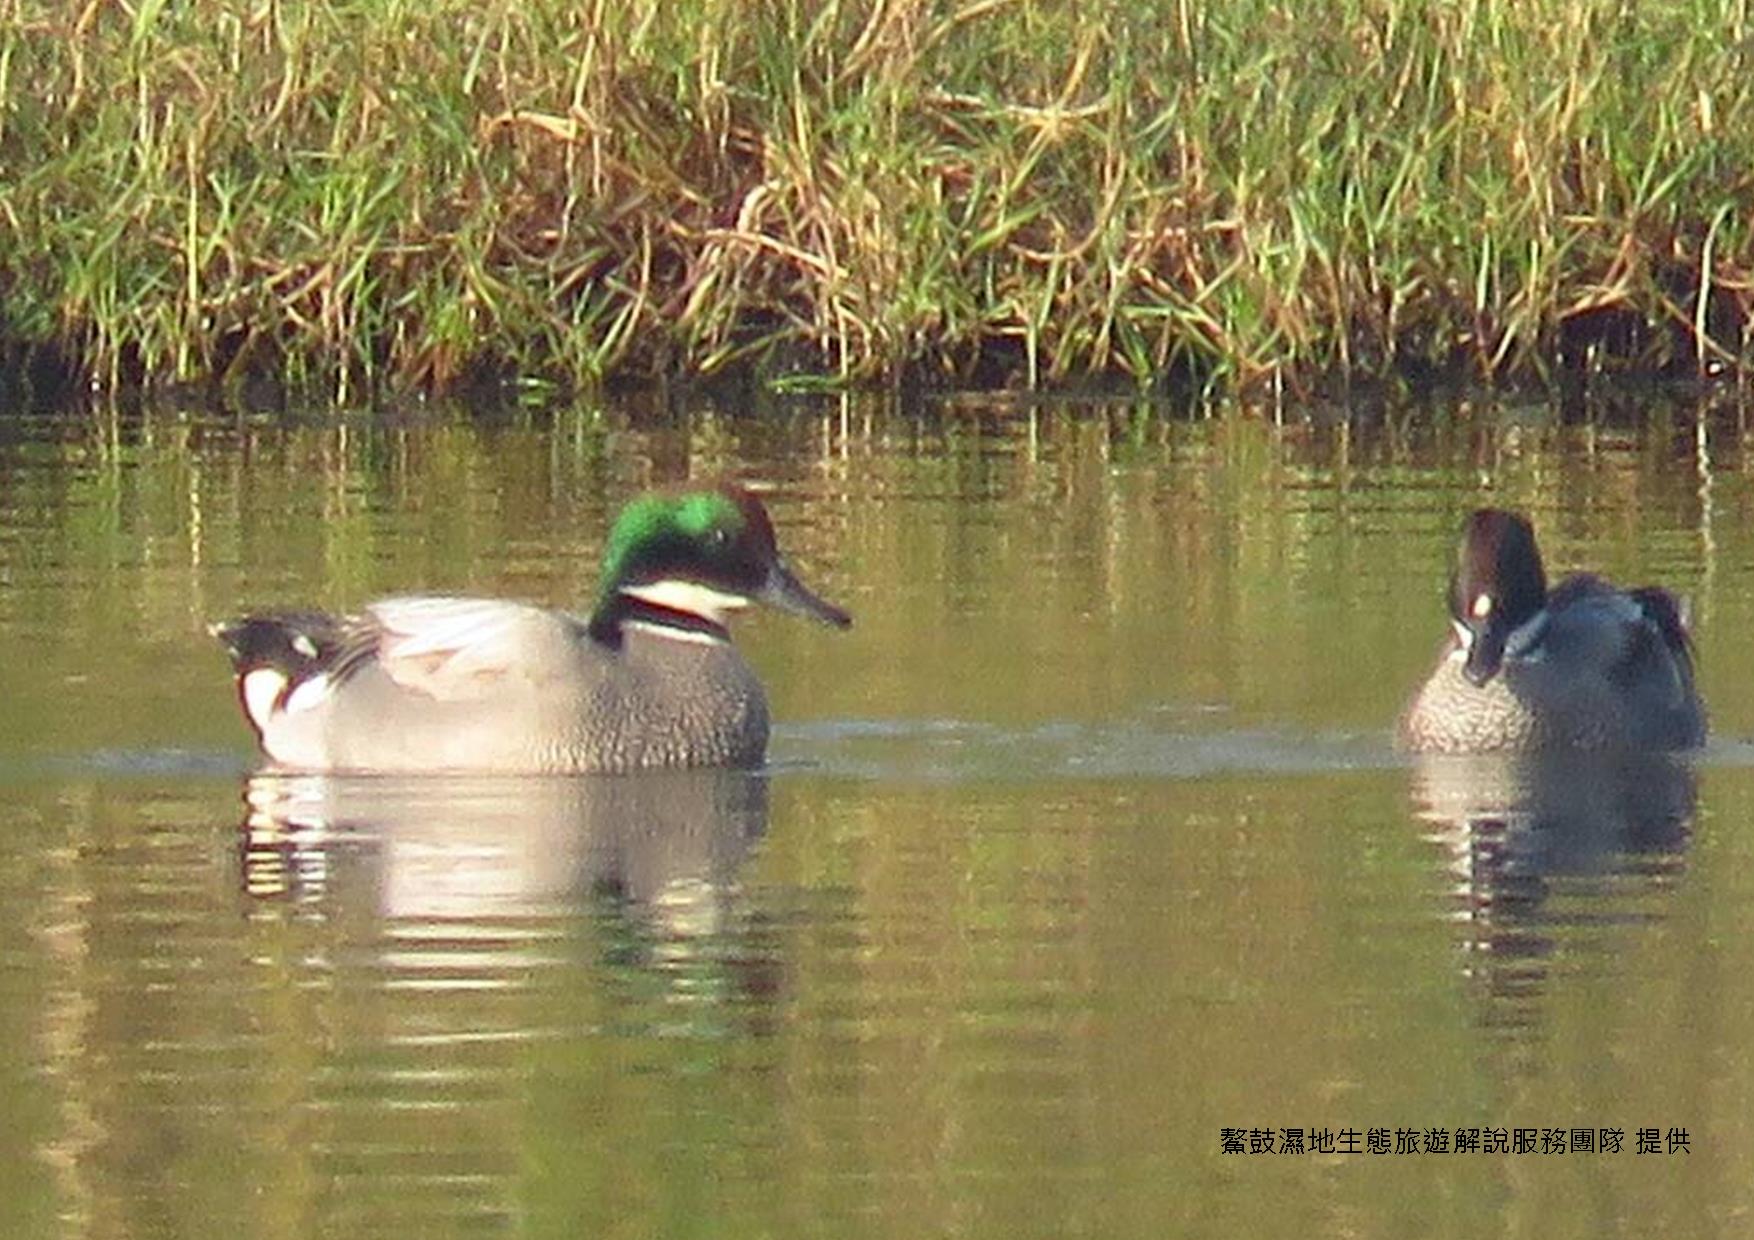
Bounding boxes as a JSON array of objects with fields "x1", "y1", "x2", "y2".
[{"x1": 1, "y1": 0, "x2": 1751, "y2": 394}]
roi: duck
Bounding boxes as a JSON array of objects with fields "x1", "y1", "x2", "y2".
[
  {"x1": 1397, "y1": 507, "x2": 1705, "y2": 753},
  {"x1": 212, "y1": 484, "x2": 852, "y2": 773}
]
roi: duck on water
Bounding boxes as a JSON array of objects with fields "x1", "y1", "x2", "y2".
[
  {"x1": 212, "y1": 484, "x2": 852, "y2": 774},
  {"x1": 1398, "y1": 508, "x2": 1705, "y2": 754}
]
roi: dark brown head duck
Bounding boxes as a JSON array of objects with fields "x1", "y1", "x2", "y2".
[{"x1": 1398, "y1": 508, "x2": 1705, "y2": 753}]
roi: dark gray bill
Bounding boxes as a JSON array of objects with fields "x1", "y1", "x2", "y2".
[
  {"x1": 1461, "y1": 618, "x2": 1507, "y2": 687},
  {"x1": 761, "y1": 560, "x2": 852, "y2": 628}
]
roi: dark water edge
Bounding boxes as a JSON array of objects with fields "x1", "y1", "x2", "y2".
[{"x1": 2, "y1": 328, "x2": 1750, "y2": 425}]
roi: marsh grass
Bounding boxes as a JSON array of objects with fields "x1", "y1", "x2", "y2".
[{"x1": 1, "y1": 0, "x2": 1751, "y2": 394}]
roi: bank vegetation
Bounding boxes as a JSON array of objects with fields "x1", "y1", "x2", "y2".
[{"x1": 1, "y1": 0, "x2": 1751, "y2": 395}]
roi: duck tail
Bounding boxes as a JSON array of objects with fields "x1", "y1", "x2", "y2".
[
  {"x1": 208, "y1": 613, "x2": 335, "y2": 674},
  {"x1": 208, "y1": 612, "x2": 347, "y2": 737},
  {"x1": 1628, "y1": 587, "x2": 1694, "y2": 657}
]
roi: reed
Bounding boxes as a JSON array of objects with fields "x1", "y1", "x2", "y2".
[{"x1": 1, "y1": 0, "x2": 1750, "y2": 394}]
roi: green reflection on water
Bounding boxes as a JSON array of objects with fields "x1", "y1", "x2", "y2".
[{"x1": 1, "y1": 390, "x2": 1752, "y2": 1237}]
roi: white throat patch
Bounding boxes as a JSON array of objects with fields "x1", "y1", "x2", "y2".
[
  {"x1": 622, "y1": 579, "x2": 750, "y2": 627},
  {"x1": 622, "y1": 619, "x2": 729, "y2": 647}
]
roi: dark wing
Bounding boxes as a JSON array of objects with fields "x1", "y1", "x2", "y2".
[{"x1": 1627, "y1": 586, "x2": 1693, "y2": 659}]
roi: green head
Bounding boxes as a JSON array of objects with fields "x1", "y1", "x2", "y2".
[{"x1": 590, "y1": 484, "x2": 852, "y2": 641}]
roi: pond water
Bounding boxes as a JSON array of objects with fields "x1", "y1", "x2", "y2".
[{"x1": 3, "y1": 388, "x2": 1754, "y2": 1237}]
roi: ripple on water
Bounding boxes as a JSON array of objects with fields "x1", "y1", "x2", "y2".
[{"x1": 778, "y1": 715, "x2": 1396, "y2": 782}]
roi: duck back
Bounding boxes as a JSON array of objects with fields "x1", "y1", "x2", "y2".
[{"x1": 1399, "y1": 574, "x2": 1705, "y2": 754}]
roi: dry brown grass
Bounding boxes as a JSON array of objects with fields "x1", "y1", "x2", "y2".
[{"x1": 2, "y1": 0, "x2": 1751, "y2": 394}]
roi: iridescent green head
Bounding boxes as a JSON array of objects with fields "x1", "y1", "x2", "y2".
[{"x1": 589, "y1": 484, "x2": 852, "y2": 643}]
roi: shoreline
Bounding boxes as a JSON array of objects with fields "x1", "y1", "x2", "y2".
[{"x1": 3, "y1": 1, "x2": 1750, "y2": 395}]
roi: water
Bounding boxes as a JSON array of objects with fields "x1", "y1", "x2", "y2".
[{"x1": 4, "y1": 390, "x2": 1754, "y2": 1237}]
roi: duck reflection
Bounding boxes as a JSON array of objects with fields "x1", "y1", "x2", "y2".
[
  {"x1": 239, "y1": 768, "x2": 770, "y2": 941},
  {"x1": 227, "y1": 771, "x2": 777, "y2": 1229},
  {"x1": 1409, "y1": 752, "x2": 1696, "y2": 1022}
]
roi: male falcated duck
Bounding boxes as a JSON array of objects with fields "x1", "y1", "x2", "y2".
[
  {"x1": 213, "y1": 485, "x2": 851, "y2": 773},
  {"x1": 1398, "y1": 508, "x2": 1705, "y2": 754}
]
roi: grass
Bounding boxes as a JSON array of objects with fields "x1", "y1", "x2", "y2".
[{"x1": 1, "y1": 0, "x2": 1751, "y2": 395}]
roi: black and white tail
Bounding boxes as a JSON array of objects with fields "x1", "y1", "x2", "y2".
[{"x1": 209, "y1": 613, "x2": 346, "y2": 739}]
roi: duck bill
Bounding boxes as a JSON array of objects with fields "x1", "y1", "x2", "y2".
[
  {"x1": 1460, "y1": 619, "x2": 1507, "y2": 687},
  {"x1": 761, "y1": 560, "x2": 852, "y2": 629}
]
